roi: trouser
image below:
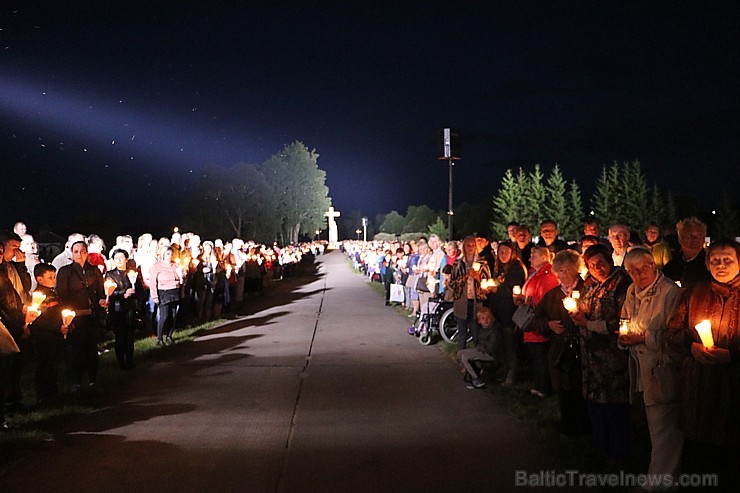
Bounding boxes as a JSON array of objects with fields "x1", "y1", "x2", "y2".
[
  {"x1": 501, "y1": 325, "x2": 518, "y2": 382},
  {"x1": 110, "y1": 312, "x2": 135, "y2": 369},
  {"x1": 157, "y1": 301, "x2": 179, "y2": 342},
  {"x1": 145, "y1": 293, "x2": 158, "y2": 336},
  {"x1": 587, "y1": 400, "x2": 631, "y2": 463},
  {"x1": 5, "y1": 340, "x2": 26, "y2": 404},
  {"x1": 456, "y1": 300, "x2": 479, "y2": 350},
  {"x1": 645, "y1": 403, "x2": 684, "y2": 480},
  {"x1": 526, "y1": 341, "x2": 551, "y2": 395},
  {"x1": 558, "y1": 389, "x2": 590, "y2": 435},
  {"x1": 68, "y1": 317, "x2": 101, "y2": 385},
  {"x1": 0, "y1": 355, "x2": 11, "y2": 421},
  {"x1": 34, "y1": 341, "x2": 61, "y2": 401},
  {"x1": 195, "y1": 287, "x2": 213, "y2": 320},
  {"x1": 459, "y1": 348, "x2": 495, "y2": 379}
]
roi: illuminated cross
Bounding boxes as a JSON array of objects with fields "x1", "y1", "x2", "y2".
[{"x1": 325, "y1": 206, "x2": 341, "y2": 243}]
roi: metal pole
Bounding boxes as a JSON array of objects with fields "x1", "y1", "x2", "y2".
[{"x1": 448, "y1": 157, "x2": 454, "y2": 240}]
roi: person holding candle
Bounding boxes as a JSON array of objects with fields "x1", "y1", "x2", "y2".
[
  {"x1": 663, "y1": 217, "x2": 711, "y2": 290},
  {"x1": 488, "y1": 241, "x2": 527, "y2": 386},
  {"x1": 447, "y1": 236, "x2": 491, "y2": 351},
  {"x1": 618, "y1": 247, "x2": 683, "y2": 483},
  {"x1": 516, "y1": 245, "x2": 559, "y2": 399},
  {"x1": 570, "y1": 243, "x2": 632, "y2": 465},
  {"x1": 56, "y1": 241, "x2": 107, "y2": 392},
  {"x1": 106, "y1": 249, "x2": 145, "y2": 370},
  {"x1": 532, "y1": 249, "x2": 589, "y2": 435},
  {"x1": 150, "y1": 247, "x2": 185, "y2": 346},
  {"x1": 666, "y1": 239, "x2": 740, "y2": 485},
  {"x1": 27, "y1": 263, "x2": 70, "y2": 406}
]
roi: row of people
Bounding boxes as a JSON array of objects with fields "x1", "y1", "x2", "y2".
[
  {"x1": 1, "y1": 225, "x2": 320, "y2": 430},
  {"x1": 345, "y1": 216, "x2": 738, "y2": 487}
]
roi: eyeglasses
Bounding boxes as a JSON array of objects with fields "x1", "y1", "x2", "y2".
[{"x1": 626, "y1": 263, "x2": 655, "y2": 276}]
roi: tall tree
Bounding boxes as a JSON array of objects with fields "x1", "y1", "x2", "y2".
[
  {"x1": 591, "y1": 163, "x2": 622, "y2": 228},
  {"x1": 379, "y1": 210, "x2": 405, "y2": 234},
  {"x1": 262, "y1": 142, "x2": 331, "y2": 244},
  {"x1": 621, "y1": 160, "x2": 650, "y2": 230},
  {"x1": 185, "y1": 163, "x2": 278, "y2": 242},
  {"x1": 491, "y1": 169, "x2": 525, "y2": 239},
  {"x1": 564, "y1": 179, "x2": 584, "y2": 240},
  {"x1": 403, "y1": 205, "x2": 438, "y2": 234},
  {"x1": 525, "y1": 164, "x2": 546, "y2": 228},
  {"x1": 544, "y1": 164, "x2": 567, "y2": 233}
]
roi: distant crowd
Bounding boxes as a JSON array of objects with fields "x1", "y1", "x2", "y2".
[
  {"x1": 344, "y1": 216, "x2": 738, "y2": 489},
  {"x1": 0, "y1": 221, "x2": 324, "y2": 430}
]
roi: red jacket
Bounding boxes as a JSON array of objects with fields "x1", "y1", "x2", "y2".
[{"x1": 523, "y1": 262, "x2": 559, "y2": 343}]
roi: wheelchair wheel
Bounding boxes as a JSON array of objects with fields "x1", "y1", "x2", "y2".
[
  {"x1": 438, "y1": 307, "x2": 473, "y2": 344},
  {"x1": 418, "y1": 331, "x2": 434, "y2": 346},
  {"x1": 438, "y1": 307, "x2": 458, "y2": 343}
]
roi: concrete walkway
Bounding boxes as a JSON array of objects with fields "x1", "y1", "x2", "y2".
[{"x1": 0, "y1": 251, "x2": 561, "y2": 493}]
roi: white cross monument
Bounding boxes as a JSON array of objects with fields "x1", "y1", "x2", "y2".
[{"x1": 325, "y1": 206, "x2": 341, "y2": 244}]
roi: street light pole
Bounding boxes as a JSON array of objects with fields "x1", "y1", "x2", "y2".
[{"x1": 448, "y1": 157, "x2": 454, "y2": 240}]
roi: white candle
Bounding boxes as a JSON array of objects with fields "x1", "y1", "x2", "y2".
[
  {"x1": 619, "y1": 318, "x2": 630, "y2": 335},
  {"x1": 563, "y1": 297, "x2": 578, "y2": 313},
  {"x1": 31, "y1": 291, "x2": 46, "y2": 309},
  {"x1": 694, "y1": 320, "x2": 714, "y2": 349},
  {"x1": 571, "y1": 290, "x2": 580, "y2": 300},
  {"x1": 61, "y1": 309, "x2": 76, "y2": 326},
  {"x1": 472, "y1": 262, "x2": 481, "y2": 272},
  {"x1": 512, "y1": 285, "x2": 522, "y2": 296},
  {"x1": 104, "y1": 279, "x2": 117, "y2": 297}
]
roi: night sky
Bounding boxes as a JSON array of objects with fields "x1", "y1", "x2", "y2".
[{"x1": 1, "y1": 1, "x2": 738, "y2": 236}]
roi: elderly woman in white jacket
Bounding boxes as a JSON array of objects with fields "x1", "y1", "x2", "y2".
[{"x1": 618, "y1": 247, "x2": 682, "y2": 486}]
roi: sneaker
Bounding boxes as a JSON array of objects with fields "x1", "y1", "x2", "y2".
[
  {"x1": 407, "y1": 327, "x2": 416, "y2": 336},
  {"x1": 529, "y1": 389, "x2": 546, "y2": 399},
  {"x1": 1, "y1": 421, "x2": 10, "y2": 432},
  {"x1": 165, "y1": 337, "x2": 173, "y2": 345},
  {"x1": 156, "y1": 340, "x2": 164, "y2": 347},
  {"x1": 467, "y1": 378, "x2": 486, "y2": 389}
]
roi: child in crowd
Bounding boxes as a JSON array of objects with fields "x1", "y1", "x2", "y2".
[{"x1": 459, "y1": 306, "x2": 500, "y2": 389}]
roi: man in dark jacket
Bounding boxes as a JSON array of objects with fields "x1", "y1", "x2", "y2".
[
  {"x1": 662, "y1": 217, "x2": 711, "y2": 289},
  {"x1": 536, "y1": 220, "x2": 570, "y2": 254}
]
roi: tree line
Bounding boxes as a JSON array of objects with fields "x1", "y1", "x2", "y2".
[{"x1": 374, "y1": 161, "x2": 738, "y2": 241}]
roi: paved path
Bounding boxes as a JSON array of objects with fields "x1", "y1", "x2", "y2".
[{"x1": 1, "y1": 251, "x2": 561, "y2": 493}]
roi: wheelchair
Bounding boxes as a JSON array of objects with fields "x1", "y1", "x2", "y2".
[{"x1": 411, "y1": 297, "x2": 473, "y2": 346}]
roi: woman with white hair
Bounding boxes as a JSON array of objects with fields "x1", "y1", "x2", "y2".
[{"x1": 619, "y1": 247, "x2": 683, "y2": 483}]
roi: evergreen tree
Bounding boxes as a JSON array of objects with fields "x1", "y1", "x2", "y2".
[
  {"x1": 428, "y1": 217, "x2": 448, "y2": 241},
  {"x1": 491, "y1": 168, "x2": 525, "y2": 239},
  {"x1": 544, "y1": 164, "x2": 567, "y2": 233},
  {"x1": 403, "y1": 205, "x2": 438, "y2": 234},
  {"x1": 713, "y1": 191, "x2": 740, "y2": 239},
  {"x1": 564, "y1": 180, "x2": 584, "y2": 240},
  {"x1": 665, "y1": 192, "x2": 678, "y2": 226},
  {"x1": 526, "y1": 164, "x2": 546, "y2": 227},
  {"x1": 621, "y1": 160, "x2": 650, "y2": 230},
  {"x1": 646, "y1": 184, "x2": 667, "y2": 227}
]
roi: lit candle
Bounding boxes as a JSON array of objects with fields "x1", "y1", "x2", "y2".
[
  {"x1": 675, "y1": 280, "x2": 682, "y2": 288},
  {"x1": 472, "y1": 262, "x2": 481, "y2": 272},
  {"x1": 562, "y1": 297, "x2": 578, "y2": 313},
  {"x1": 31, "y1": 291, "x2": 46, "y2": 309},
  {"x1": 571, "y1": 290, "x2": 580, "y2": 300},
  {"x1": 61, "y1": 309, "x2": 76, "y2": 326},
  {"x1": 694, "y1": 320, "x2": 714, "y2": 349},
  {"x1": 127, "y1": 270, "x2": 138, "y2": 285},
  {"x1": 104, "y1": 278, "x2": 117, "y2": 298},
  {"x1": 27, "y1": 305, "x2": 41, "y2": 318},
  {"x1": 619, "y1": 318, "x2": 630, "y2": 335},
  {"x1": 512, "y1": 285, "x2": 522, "y2": 296}
]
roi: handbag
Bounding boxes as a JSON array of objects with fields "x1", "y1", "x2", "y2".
[
  {"x1": 405, "y1": 274, "x2": 419, "y2": 289},
  {"x1": 390, "y1": 283, "x2": 405, "y2": 303},
  {"x1": 512, "y1": 303, "x2": 534, "y2": 331},
  {"x1": 415, "y1": 274, "x2": 430, "y2": 292}
]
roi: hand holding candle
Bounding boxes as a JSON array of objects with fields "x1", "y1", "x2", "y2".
[
  {"x1": 562, "y1": 296, "x2": 578, "y2": 313},
  {"x1": 694, "y1": 320, "x2": 714, "y2": 349},
  {"x1": 619, "y1": 318, "x2": 630, "y2": 335},
  {"x1": 31, "y1": 291, "x2": 46, "y2": 309},
  {"x1": 512, "y1": 285, "x2": 522, "y2": 296},
  {"x1": 104, "y1": 278, "x2": 117, "y2": 298},
  {"x1": 472, "y1": 262, "x2": 481, "y2": 272},
  {"x1": 62, "y1": 309, "x2": 76, "y2": 327}
]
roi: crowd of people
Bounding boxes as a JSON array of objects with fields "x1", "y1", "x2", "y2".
[
  {"x1": 345, "y1": 216, "x2": 739, "y2": 489},
  {"x1": 0, "y1": 221, "x2": 323, "y2": 429}
]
